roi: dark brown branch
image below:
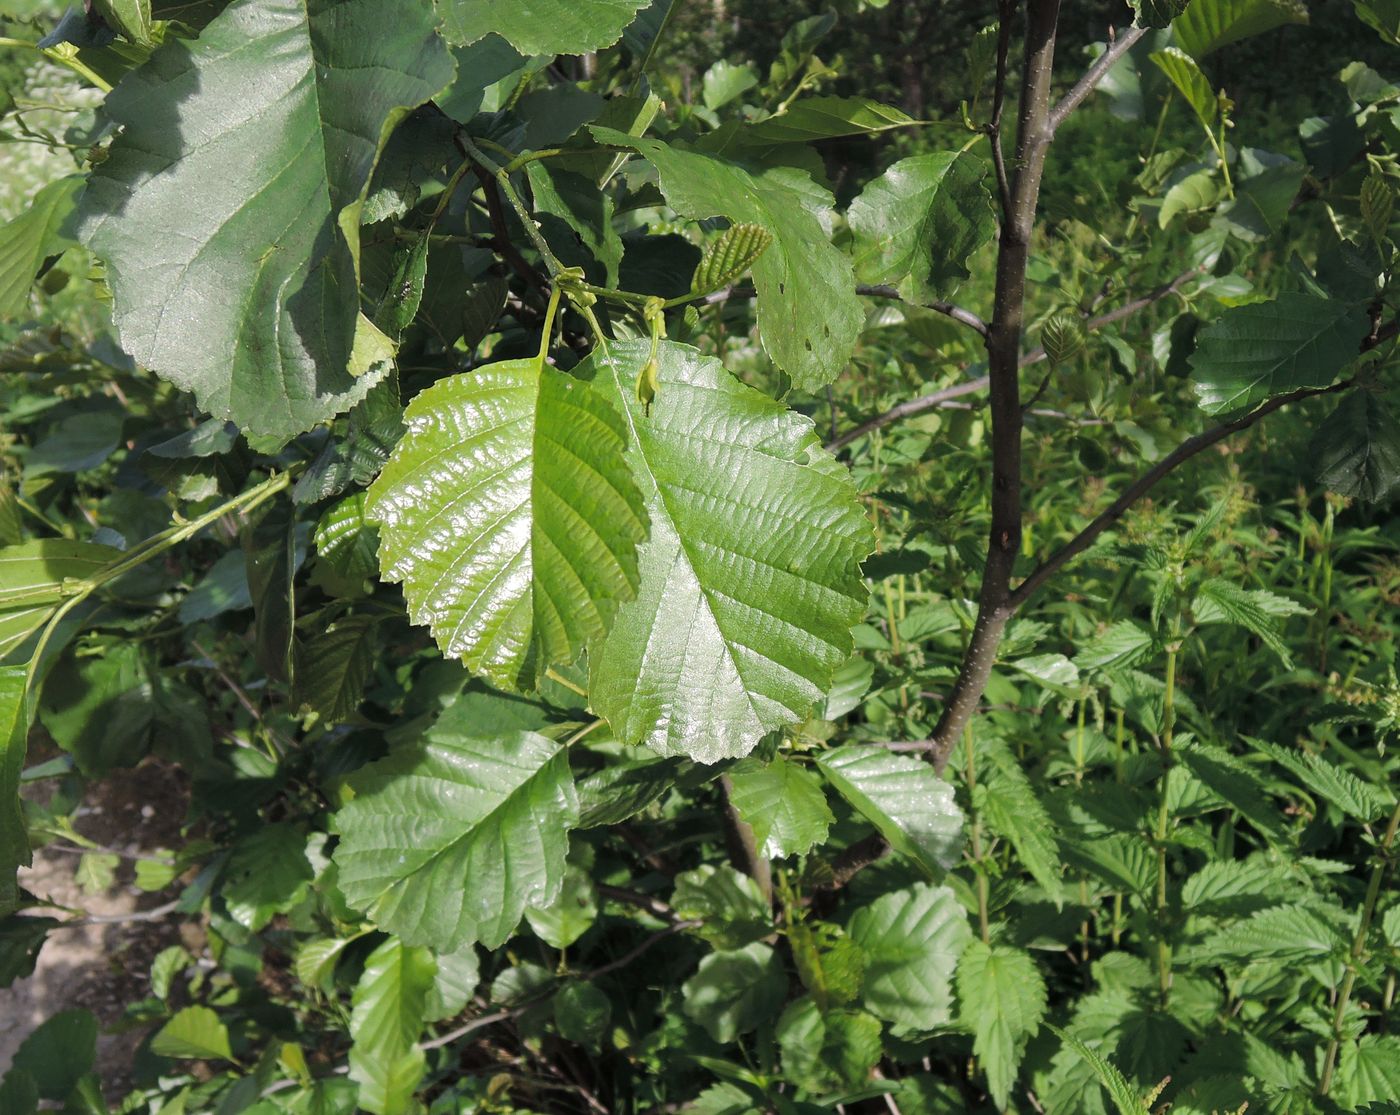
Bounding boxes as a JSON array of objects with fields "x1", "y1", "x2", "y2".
[
  {"x1": 857, "y1": 284, "x2": 990, "y2": 338},
  {"x1": 1007, "y1": 379, "x2": 1357, "y2": 608},
  {"x1": 1047, "y1": 24, "x2": 1148, "y2": 134},
  {"x1": 925, "y1": 0, "x2": 1063, "y2": 776},
  {"x1": 988, "y1": 0, "x2": 1016, "y2": 217}
]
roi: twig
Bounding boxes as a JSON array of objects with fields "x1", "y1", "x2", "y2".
[
  {"x1": 45, "y1": 898, "x2": 182, "y2": 929},
  {"x1": 1047, "y1": 24, "x2": 1148, "y2": 134},
  {"x1": 1019, "y1": 268, "x2": 1201, "y2": 367},
  {"x1": 596, "y1": 884, "x2": 678, "y2": 922},
  {"x1": 584, "y1": 919, "x2": 701, "y2": 981},
  {"x1": 857, "y1": 284, "x2": 989, "y2": 338}
]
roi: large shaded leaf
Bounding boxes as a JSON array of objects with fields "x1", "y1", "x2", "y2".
[
  {"x1": 1150, "y1": 47, "x2": 1217, "y2": 130},
  {"x1": 367, "y1": 357, "x2": 647, "y2": 692},
  {"x1": 725, "y1": 97, "x2": 917, "y2": 145},
  {"x1": 0, "y1": 177, "x2": 81, "y2": 321},
  {"x1": 1173, "y1": 0, "x2": 1308, "y2": 58},
  {"x1": 438, "y1": 0, "x2": 649, "y2": 54},
  {"x1": 0, "y1": 667, "x2": 30, "y2": 917},
  {"x1": 848, "y1": 150, "x2": 994, "y2": 303},
  {"x1": 348, "y1": 936, "x2": 436, "y2": 1115},
  {"x1": 10, "y1": 1009, "x2": 97, "y2": 1099},
  {"x1": 584, "y1": 341, "x2": 872, "y2": 762},
  {"x1": 332, "y1": 728, "x2": 578, "y2": 950},
  {"x1": 1189, "y1": 293, "x2": 1365, "y2": 414},
  {"x1": 847, "y1": 883, "x2": 971, "y2": 1028},
  {"x1": 1312, "y1": 391, "x2": 1400, "y2": 503},
  {"x1": 77, "y1": 0, "x2": 455, "y2": 438},
  {"x1": 815, "y1": 746, "x2": 963, "y2": 874},
  {"x1": 681, "y1": 942, "x2": 787, "y2": 1042},
  {"x1": 592, "y1": 129, "x2": 862, "y2": 390}
]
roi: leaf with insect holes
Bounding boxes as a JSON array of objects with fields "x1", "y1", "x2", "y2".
[
  {"x1": 367, "y1": 356, "x2": 647, "y2": 693},
  {"x1": 691, "y1": 224, "x2": 774, "y2": 296}
]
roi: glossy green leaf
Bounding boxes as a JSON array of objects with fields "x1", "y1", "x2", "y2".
[
  {"x1": 1151, "y1": 47, "x2": 1217, "y2": 130},
  {"x1": 848, "y1": 150, "x2": 994, "y2": 303},
  {"x1": 1189, "y1": 293, "x2": 1365, "y2": 414},
  {"x1": 592, "y1": 129, "x2": 862, "y2": 390},
  {"x1": 332, "y1": 728, "x2": 578, "y2": 950},
  {"x1": 681, "y1": 942, "x2": 787, "y2": 1042},
  {"x1": 1173, "y1": 0, "x2": 1308, "y2": 58},
  {"x1": 151, "y1": 1006, "x2": 233, "y2": 1062},
  {"x1": 815, "y1": 747, "x2": 963, "y2": 875},
  {"x1": 77, "y1": 0, "x2": 454, "y2": 439},
  {"x1": 1312, "y1": 391, "x2": 1400, "y2": 503},
  {"x1": 0, "y1": 177, "x2": 81, "y2": 322},
  {"x1": 243, "y1": 506, "x2": 296, "y2": 684},
  {"x1": 702, "y1": 60, "x2": 758, "y2": 110},
  {"x1": 584, "y1": 341, "x2": 873, "y2": 762},
  {"x1": 348, "y1": 936, "x2": 436, "y2": 1115},
  {"x1": 0, "y1": 667, "x2": 28, "y2": 917},
  {"x1": 438, "y1": 0, "x2": 649, "y2": 54},
  {"x1": 367, "y1": 357, "x2": 647, "y2": 692},
  {"x1": 776, "y1": 998, "x2": 883, "y2": 1092},
  {"x1": 554, "y1": 981, "x2": 611, "y2": 1048},
  {"x1": 847, "y1": 883, "x2": 971, "y2": 1028},
  {"x1": 957, "y1": 943, "x2": 1047, "y2": 1109},
  {"x1": 725, "y1": 755, "x2": 833, "y2": 859},
  {"x1": 425, "y1": 945, "x2": 479, "y2": 1023}
]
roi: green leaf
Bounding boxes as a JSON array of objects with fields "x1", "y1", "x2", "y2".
[
  {"x1": 957, "y1": 943, "x2": 1047, "y2": 1110},
  {"x1": 295, "y1": 937, "x2": 354, "y2": 992},
  {"x1": 681, "y1": 941, "x2": 787, "y2": 1043},
  {"x1": 1048, "y1": 1026, "x2": 1147, "y2": 1115},
  {"x1": 1312, "y1": 391, "x2": 1400, "y2": 503},
  {"x1": 438, "y1": 0, "x2": 648, "y2": 53},
  {"x1": 0, "y1": 177, "x2": 81, "y2": 322},
  {"x1": 1188, "y1": 293, "x2": 1365, "y2": 414},
  {"x1": 243, "y1": 506, "x2": 297, "y2": 684},
  {"x1": 1179, "y1": 856, "x2": 1287, "y2": 916},
  {"x1": 0, "y1": 1070, "x2": 37, "y2": 1115},
  {"x1": 585, "y1": 341, "x2": 872, "y2": 762},
  {"x1": 1150, "y1": 47, "x2": 1218, "y2": 130},
  {"x1": 977, "y1": 742, "x2": 1064, "y2": 901},
  {"x1": 77, "y1": 0, "x2": 454, "y2": 439},
  {"x1": 1075, "y1": 621, "x2": 1155, "y2": 673},
  {"x1": 1173, "y1": 0, "x2": 1308, "y2": 58},
  {"x1": 735, "y1": 97, "x2": 917, "y2": 144},
  {"x1": 0, "y1": 540, "x2": 122, "y2": 611},
  {"x1": 725, "y1": 755, "x2": 834, "y2": 859},
  {"x1": 10, "y1": 1008, "x2": 97, "y2": 1099},
  {"x1": 592, "y1": 129, "x2": 862, "y2": 390},
  {"x1": 0, "y1": 915, "x2": 55, "y2": 988},
  {"x1": 776, "y1": 998, "x2": 883, "y2": 1092},
  {"x1": 348, "y1": 936, "x2": 436, "y2": 1115},
  {"x1": 847, "y1": 883, "x2": 971, "y2": 1028},
  {"x1": 367, "y1": 356, "x2": 647, "y2": 693},
  {"x1": 294, "y1": 616, "x2": 378, "y2": 724},
  {"x1": 1176, "y1": 741, "x2": 1288, "y2": 841},
  {"x1": 702, "y1": 60, "x2": 758, "y2": 110},
  {"x1": 1191, "y1": 577, "x2": 1296, "y2": 665},
  {"x1": 815, "y1": 747, "x2": 963, "y2": 875},
  {"x1": 333, "y1": 728, "x2": 578, "y2": 950},
  {"x1": 525, "y1": 865, "x2": 598, "y2": 949},
  {"x1": 0, "y1": 667, "x2": 30, "y2": 915},
  {"x1": 789, "y1": 921, "x2": 865, "y2": 1008},
  {"x1": 848, "y1": 150, "x2": 994, "y2": 303},
  {"x1": 151, "y1": 1005, "x2": 233, "y2": 1062},
  {"x1": 691, "y1": 223, "x2": 774, "y2": 296},
  {"x1": 425, "y1": 945, "x2": 479, "y2": 1023},
  {"x1": 1132, "y1": 0, "x2": 1190, "y2": 28},
  {"x1": 1243, "y1": 736, "x2": 1394, "y2": 822},
  {"x1": 672, "y1": 865, "x2": 772, "y2": 950},
  {"x1": 222, "y1": 823, "x2": 314, "y2": 931},
  {"x1": 1355, "y1": 0, "x2": 1400, "y2": 45},
  {"x1": 575, "y1": 755, "x2": 685, "y2": 827},
  {"x1": 92, "y1": 0, "x2": 153, "y2": 44},
  {"x1": 1336, "y1": 1036, "x2": 1400, "y2": 1110},
  {"x1": 1199, "y1": 902, "x2": 1346, "y2": 960}
]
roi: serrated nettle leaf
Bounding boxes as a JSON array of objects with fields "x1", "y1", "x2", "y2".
[
  {"x1": 691, "y1": 224, "x2": 774, "y2": 296},
  {"x1": 1312, "y1": 391, "x2": 1400, "y2": 503},
  {"x1": 977, "y1": 743, "x2": 1064, "y2": 901},
  {"x1": 1188, "y1": 293, "x2": 1366, "y2": 414},
  {"x1": 725, "y1": 754, "x2": 833, "y2": 859},
  {"x1": 1, "y1": 666, "x2": 31, "y2": 917},
  {"x1": 1191, "y1": 577, "x2": 1295, "y2": 665},
  {"x1": 332, "y1": 728, "x2": 578, "y2": 950},
  {"x1": 1198, "y1": 902, "x2": 1346, "y2": 961},
  {"x1": 294, "y1": 617, "x2": 378, "y2": 724},
  {"x1": 816, "y1": 747, "x2": 962, "y2": 875},
  {"x1": 729, "y1": 96, "x2": 918, "y2": 145},
  {"x1": 0, "y1": 176, "x2": 82, "y2": 322},
  {"x1": 1242, "y1": 735, "x2": 1394, "y2": 822},
  {"x1": 368, "y1": 354, "x2": 647, "y2": 693},
  {"x1": 957, "y1": 942, "x2": 1047, "y2": 1110},
  {"x1": 848, "y1": 883, "x2": 971, "y2": 1028},
  {"x1": 1076, "y1": 620, "x2": 1156, "y2": 673},
  {"x1": 848, "y1": 150, "x2": 994, "y2": 304},
  {"x1": 77, "y1": 0, "x2": 454, "y2": 439},
  {"x1": 348, "y1": 936, "x2": 436, "y2": 1115},
  {"x1": 438, "y1": 0, "x2": 649, "y2": 53},
  {"x1": 592, "y1": 128, "x2": 862, "y2": 390},
  {"x1": 1048, "y1": 1026, "x2": 1147, "y2": 1115},
  {"x1": 584, "y1": 341, "x2": 871, "y2": 762}
]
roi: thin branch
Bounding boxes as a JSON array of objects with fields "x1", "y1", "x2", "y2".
[
  {"x1": 46, "y1": 898, "x2": 182, "y2": 929},
  {"x1": 720, "y1": 775, "x2": 773, "y2": 905},
  {"x1": 857, "y1": 284, "x2": 990, "y2": 338},
  {"x1": 1019, "y1": 268, "x2": 1201, "y2": 367},
  {"x1": 1007, "y1": 379, "x2": 1357, "y2": 608},
  {"x1": 584, "y1": 919, "x2": 701, "y2": 981},
  {"x1": 1047, "y1": 24, "x2": 1148, "y2": 134},
  {"x1": 596, "y1": 884, "x2": 678, "y2": 922}
]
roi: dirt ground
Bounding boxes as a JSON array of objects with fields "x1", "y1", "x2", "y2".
[{"x1": 0, "y1": 759, "x2": 194, "y2": 1095}]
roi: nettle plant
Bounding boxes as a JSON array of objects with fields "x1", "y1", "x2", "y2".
[{"x1": 2, "y1": 0, "x2": 1400, "y2": 1111}]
